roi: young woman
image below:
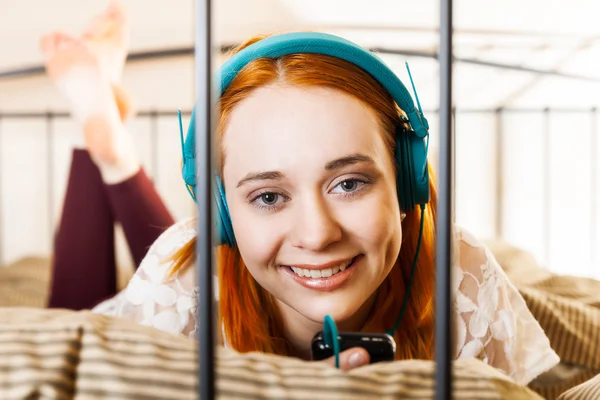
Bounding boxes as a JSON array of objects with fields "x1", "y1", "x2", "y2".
[
  {"x1": 105, "y1": 34, "x2": 559, "y2": 382},
  {"x1": 41, "y1": 3, "x2": 559, "y2": 382}
]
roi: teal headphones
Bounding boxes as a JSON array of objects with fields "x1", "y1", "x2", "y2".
[{"x1": 180, "y1": 31, "x2": 431, "y2": 367}]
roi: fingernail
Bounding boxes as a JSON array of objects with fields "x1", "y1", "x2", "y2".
[{"x1": 348, "y1": 351, "x2": 367, "y2": 367}]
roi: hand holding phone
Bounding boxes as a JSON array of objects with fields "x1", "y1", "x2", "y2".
[{"x1": 311, "y1": 331, "x2": 396, "y2": 365}]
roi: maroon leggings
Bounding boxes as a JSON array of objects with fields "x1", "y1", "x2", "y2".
[{"x1": 48, "y1": 149, "x2": 175, "y2": 310}]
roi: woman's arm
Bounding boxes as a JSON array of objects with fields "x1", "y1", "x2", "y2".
[
  {"x1": 96, "y1": 217, "x2": 200, "y2": 338},
  {"x1": 453, "y1": 226, "x2": 560, "y2": 385}
]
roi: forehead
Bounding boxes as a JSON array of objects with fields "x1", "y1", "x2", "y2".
[{"x1": 222, "y1": 85, "x2": 390, "y2": 177}]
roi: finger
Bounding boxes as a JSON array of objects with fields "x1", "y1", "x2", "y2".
[{"x1": 322, "y1": 347, "x2": 370, "y2": 371}]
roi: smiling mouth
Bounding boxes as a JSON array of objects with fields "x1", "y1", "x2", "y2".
[
  {"x1": 280, "y1": 255, "x2": 362, "y2": 291},
  {"x1": 282, "y1": 255, "x2": 360, "y2": 279}
]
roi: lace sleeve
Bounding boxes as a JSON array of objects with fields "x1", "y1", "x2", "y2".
[
  {"x1": 453, "y1": 226, "x2": 560, "y2": 386},
  {"x1": 110, "y1": 217, "x2": 199, "y2": 338}
]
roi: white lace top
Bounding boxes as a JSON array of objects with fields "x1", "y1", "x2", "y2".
[{"x1": 92, "y1": 217, "x2": 560, "y2": 386}]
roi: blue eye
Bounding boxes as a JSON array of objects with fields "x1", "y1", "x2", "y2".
[
  {"x1": 259, "y1": 193, "x2": 278, "y2": 205},
  {"x1": 332, "y1": 179, "x2": 365, "y2": 194},
  {"x1": 251, "y1": 191, "x2": 287, "y2": 210},
  {"x1": 340, "y1": 180, "x2": 358, "y2": 192}
]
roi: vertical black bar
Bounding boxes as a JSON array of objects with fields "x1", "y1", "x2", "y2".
[
  {"x1": 495, "y1": 108, "x2": 504, "y2": 239},
  {"x1": 150, "y1": 110, "x2": 159, "y2": 185},
  {"x1": 591, "y1": 108, "x2": 598, "y2": 272},
  {"x1": 195, "y1": 0, "x2": 215, "y2": 399},
  {"x1": 46, "y1": 112, "x2": 55, "y2": 245},
  {"x1": 543, "y1": 108, "x2": 550, "y2": 266},
  {"x1": 437, "y1": 0, "x2": 453, "y2": 398}
]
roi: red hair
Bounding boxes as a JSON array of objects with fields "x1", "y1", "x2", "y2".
[{"x1": 170, "y1": 34, "x2": 438, "y2": 360}]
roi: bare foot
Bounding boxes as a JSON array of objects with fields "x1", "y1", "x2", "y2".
[
  {"x1": 40, "y1": 32, "x2": 101, "y2": 81},
  {"x1": 41, "y1": 32, "x2": 133, "y2": 122},
  {"x1": 40, "y1": 32, "x2": 119, "y2": 126},
  {"x1": 82, "y1": 0, "x2": 129, "y2": 84},
  {"x1": 40, "y1": 32, "x2": 139, "y2": 183}
]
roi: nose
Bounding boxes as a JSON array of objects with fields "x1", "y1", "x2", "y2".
[{"x1": 289, "y1": 195, "x2": 342, "y2": 251}]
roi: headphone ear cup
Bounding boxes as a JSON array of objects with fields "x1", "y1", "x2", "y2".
[
  {"x1": 213, "y1": 176, "x2": 236, "y2": 246},
  {"x1": 395, "y1": 126, "x2": 414, "y2": 211},
  {"x1": 182, "y1": 109, "x2": 236, "y2": 246},
  {"x1": 407, "y1": 132, "x2": 430, "y2": 207}
]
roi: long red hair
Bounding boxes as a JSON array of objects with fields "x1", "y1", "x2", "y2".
[{"x1": 170, "y1": 35, "x2": 438, "y2": 360}]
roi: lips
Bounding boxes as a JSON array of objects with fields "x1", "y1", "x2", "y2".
[{"x1": 280, "y1": 255, "x2": 362, "y2": 291}]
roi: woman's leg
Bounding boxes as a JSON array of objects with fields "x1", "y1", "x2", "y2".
[
  {"x1": 43, "y1": 1, "x2": 132, "y2": 309},
  {"x1": 78, "y1": 1, "x2": 174, "y2": 265},
  {"x1": 77, "y1": 4, "x2": 175, "y2": 265},
  {"x1": 48, "y1": 150, "x2": 117, "y2": 310},
  {"x1": 48, "y1": 147, "x2": 175, "y2": 309},
  {"x1": 44, "y1": 1, "x2": 174, "y2": 309},
  {"x1": 47, "y1": 83, "x2": 138, "y2": 310},
  {"x1": 105, "y1": 170, "x2": 175, "y2": 268},
  {"x1": 48, "y1": 104, "x2": 174, "y2": 309}
]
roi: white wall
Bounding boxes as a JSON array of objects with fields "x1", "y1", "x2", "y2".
[{"x1": 451, "y1": 110, "x2": 600, "y2": 279}]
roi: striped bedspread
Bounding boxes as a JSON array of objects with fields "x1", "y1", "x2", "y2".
[{"x1": 0, "y1": 308, "x2": 542, "y2": 400}]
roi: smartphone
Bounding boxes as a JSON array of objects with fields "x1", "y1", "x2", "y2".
[{"x1": 311, "y1": 331, "x2": 396, "y2": 364}]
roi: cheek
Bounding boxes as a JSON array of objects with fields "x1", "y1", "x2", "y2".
[
  {"x1": 350, "y1": 189, "x2": 402, "y2": 262},
  {"x1": 227, "y1": 201, "x2": 282, "y2": 271}
]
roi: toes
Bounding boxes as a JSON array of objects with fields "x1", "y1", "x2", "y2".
[
  {"x1": 107, "y1": 0, "x2": 126, "y2": 19},
  {"x1": 104, "y1": 1, "x2": 129, "y2": 37},
  {"x1": 40, "y1": 32, "x2": 76, "y2": 58},
  {"x1": 54, "y1": 32, "x2": 77, "y2": 49},
  {"x1": 83, "y1": 0, "x2": 128, "y2": 39}
]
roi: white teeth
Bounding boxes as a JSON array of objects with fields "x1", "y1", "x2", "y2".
[{"x1": 289, "y1": 258, "x2": 354, "y2": 279}]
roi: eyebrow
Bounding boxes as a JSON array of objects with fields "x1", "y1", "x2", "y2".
[
  {"x1": 236, "y1": 154, "x2": 375, "y2": 188},
  {"x1": 325, "y1": 154, "x2": 375, "y2": 170},
  {"x1": 237, "y1": 171, "x2": 284, "y2": 187}
]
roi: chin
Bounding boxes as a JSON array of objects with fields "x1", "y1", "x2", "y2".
[{"x1": 296, "y1": 298, "x2": 365, "y2": 327}]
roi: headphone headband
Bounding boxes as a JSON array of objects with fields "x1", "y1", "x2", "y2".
[
  {"x1": 219, "y1": 32, "x2": 428, "y2": 138},
  {"x1": 181, "y1": 32, "x2": 430, "y2": 245}
]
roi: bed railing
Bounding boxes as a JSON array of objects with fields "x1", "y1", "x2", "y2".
[{"x1": 0, "y1": 107, "x2": 597, "y2": 275}]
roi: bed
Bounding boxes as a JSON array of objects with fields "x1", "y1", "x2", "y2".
[{"x1": 0, "y1": 242, "x2": 598, "y2": 399}]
